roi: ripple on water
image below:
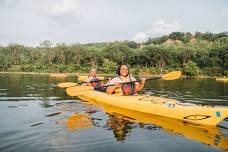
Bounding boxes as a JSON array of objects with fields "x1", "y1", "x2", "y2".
[
  {"x1": 0, "y1": 93, "x2": 8, "y2": 96},
  {"x1": 53, "y1": 100, "x2": 99, "y2": 112},
  {"x1": 0, "y1": 97, "x2": 38, "y2": 101},
  {"x1": 53, "y1": 129, "x2": 119, "y2": 151},
  {"x1": 0, "y1": 89, "x2": 8, "y2": 91},
  {"x1": 0, "y1": 89, "x2": 8, "y2": 96},
  {"x1": 0, "y1": 128, "x2": 54, "y2": 152}
]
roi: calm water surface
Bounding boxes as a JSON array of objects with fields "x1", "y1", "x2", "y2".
[{"x1": 0, "y1": 73, "x2": 228, "y2": 152}]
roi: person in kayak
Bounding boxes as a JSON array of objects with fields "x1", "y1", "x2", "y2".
[
  {"x1": 84, "y1": 68, "x2": 103, "y2": 89},
  {"x1": 106, "y1": 64, "x2": 145, "y2": 95}
]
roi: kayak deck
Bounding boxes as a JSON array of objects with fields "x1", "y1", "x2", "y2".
[{"x1": 66, "y1": 86, "x2": 228, "y2": 126}]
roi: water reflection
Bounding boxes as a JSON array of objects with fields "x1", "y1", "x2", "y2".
[
  {"x1": 81, "y1": 100, "x2": 228, "y2": 151},
  {"x1": 106, "y1": 114, "x2": 133, "y2": 141},
  {"x1": 57, "y1": 113, "x2": 93, "y2": 132}
]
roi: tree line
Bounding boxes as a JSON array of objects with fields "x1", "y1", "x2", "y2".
[{"x1": 0, "y1": 31, "x2": 227, "y2": 76}]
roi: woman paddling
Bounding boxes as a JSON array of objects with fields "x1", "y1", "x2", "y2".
[
  {"x1": 84, "y1": 68, "x2": 103, "y2": 89},
  {"x1": 106, "y1": 64, "x2": 145, "y2": 95}
]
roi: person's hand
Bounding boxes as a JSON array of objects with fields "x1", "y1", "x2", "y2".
[
  {"x1": 141, "y1": 78, "x2": 146, "y2": 84},
  {"x1": 114, "y1": 82, "x2": 121, "y2": 88}
]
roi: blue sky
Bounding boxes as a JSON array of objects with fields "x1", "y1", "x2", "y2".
[{"x1": 0, "y1": 0, "x2": 227, "y2": 46}]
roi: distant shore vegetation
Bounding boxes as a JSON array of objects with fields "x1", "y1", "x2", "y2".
[{"x1": 0, "y1": 31, "x2": 228, "y2": 76}]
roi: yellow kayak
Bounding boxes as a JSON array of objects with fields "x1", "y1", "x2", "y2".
[
  {"x1": 66, "y1": 86, "x2": 228, "y2": 126},
  {"x1": 77, "y1": 76, "x2": 105, "y2": 82},
  {"x1": 216, "y1": 77, "x2": 228, "y2": 83},
  {"x1": 83, "y1": 100, "x2": 228, "y2": 151}
]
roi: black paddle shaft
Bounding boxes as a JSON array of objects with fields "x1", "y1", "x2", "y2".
[
  {"x1": 78, "y1": 78, "x2": 110, "y2": 85},
  {"x1": 93, "y1": 76, "x2": 160, "y2": 89}
]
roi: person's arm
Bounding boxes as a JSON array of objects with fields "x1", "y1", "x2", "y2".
[
  {"x1": 135, "y1": 78, "x2": 146, "y2": 91},
  {"x1": 106, "y1": 82, "x2": 121, "y2": 94},
  {"x1": 83, "y1": 77, "x2": 92, "y2": 86}
]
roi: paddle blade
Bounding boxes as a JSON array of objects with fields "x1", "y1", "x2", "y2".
[
  {"x1": 66, "y1": 86, "x2": 94, "y2": 96},
  {"x1": 58, "y1": 82, "x2": 78, "y2": 88},
  {"x1": 161, "y1": 71, "x2": 182, "y2": 80}
]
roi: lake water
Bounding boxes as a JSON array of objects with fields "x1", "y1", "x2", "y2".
[{"x1": 0, "y1": 73, "x2": 228, "y2": 152}]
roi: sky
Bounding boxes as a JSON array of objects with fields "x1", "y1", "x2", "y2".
[{"x1": 0, "y1": 0, "x2": 227, "y2": 46}]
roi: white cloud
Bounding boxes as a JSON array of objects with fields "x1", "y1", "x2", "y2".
[
  {"x1": 42, "y1": 0, "x2": 81, "y2": 25},
  {"x1": 133, "y1": 32, "x2": 147, "y2": 42},
  {"x1": 149, "y1": 20, "x2": 182, "y2": 35},
  {"x1": 48, "y1": 0, "x2": 80, "y2": 17},
  {"x1": 132, "y1": 20, "x2": 182, "y2": 41}
]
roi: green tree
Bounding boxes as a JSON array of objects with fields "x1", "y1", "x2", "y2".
[
  {"x1": 102, "y1": 59, "x2": 117, "y2": 73},
  {"x1": 39, "y1": 40, "x2": 53, "y2": 48},
  {"x1": 0, "y1": 48, "x2": 8, "y2": 70},
  {"x1": 103, "y1": 43, "x2": 131, "y2": 64},
  {"x1": 145, "y1": 36, "x2": 169, "y2": 45},
  {"x1": 5, "y1": 44, "x2": 26, "y2": 65},
  {"x1": 183, "y1": 61, "x2": 200, "y2": 76},
  {"x1": 182, "y1": 32, "x2": 192, "y2": 44},
  {"x1": 142, "y1": 45, "x2": 173, "y2": 74},
  {"x1": 169, "y1": 32, "x2": 185, "y2": 40},
  {"x1": 177, "y1": 46, "x2": 196, "y2": 65}
]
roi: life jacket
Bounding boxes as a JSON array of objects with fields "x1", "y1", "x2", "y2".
[
  {"x1": 121, "y1": 83, "x2": 137, "y2": 95},
  {"x1": 119, "y1": 75, "x2": 137, "y2": 96},
  {"x1": 90, "y1": 78, "x2": 103, "y2": 90}
]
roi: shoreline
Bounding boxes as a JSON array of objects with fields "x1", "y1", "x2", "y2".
[
  {"x1": 0, "y1": 71, "x2": 114, "y2": 77},
  {"x1": 0, "y1": 71, "x2": 226, "y2": 79}
]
